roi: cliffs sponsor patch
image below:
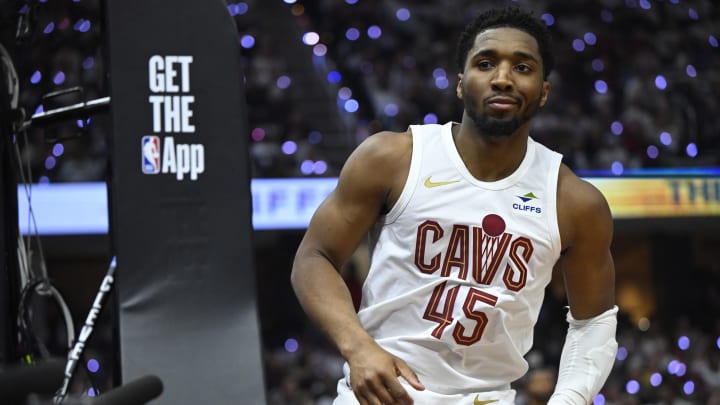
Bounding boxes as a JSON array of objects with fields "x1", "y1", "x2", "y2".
[{"x1": 513, "y1": 192, "x2": 541, "y2": 215}]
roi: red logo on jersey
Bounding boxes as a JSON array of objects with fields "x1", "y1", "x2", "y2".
[
  {"x1": 414, "y1": 214, "x2": 532, "y2": 291},
  {"x1": 415, "y1": 214, "x2": 534, "y2": 345}
]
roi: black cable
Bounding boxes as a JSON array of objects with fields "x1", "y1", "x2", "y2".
[{"x1": 17, "y1": 278, "x2": 50, "y2": 358}]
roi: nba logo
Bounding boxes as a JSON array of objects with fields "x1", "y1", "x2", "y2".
[{"x1": 141, "y1": 135, "x2": 160, "y2": 174}]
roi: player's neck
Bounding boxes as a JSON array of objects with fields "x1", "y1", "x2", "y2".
[{"x1": 452, "y1": 121, "x2": 529, "y2": 182}]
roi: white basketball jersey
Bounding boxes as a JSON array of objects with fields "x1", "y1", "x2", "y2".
[{"x1": 357, "y1": 122, "x2": 563, "y2": 396}]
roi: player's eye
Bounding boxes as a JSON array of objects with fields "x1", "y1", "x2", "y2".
[{"x1": 477, "y1": 60, "x2": 494, "y2": 69}]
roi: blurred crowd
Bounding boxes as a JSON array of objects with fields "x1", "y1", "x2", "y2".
[
  {"x1": 298, "y1": 0, "x2": 720, "y2": 174},
  {"x1": 8, "y1": 0, "x2": 720, "y2": 182},
  {"x1": 4, "y1": 0, "x2": 720, "y2": 403}
]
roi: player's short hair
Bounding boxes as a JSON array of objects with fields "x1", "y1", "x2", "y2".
[{"x1": 455, "y1": 6, "x2": 554, "y2": 80}]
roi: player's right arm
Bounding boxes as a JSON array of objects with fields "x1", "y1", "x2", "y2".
[{"x1": 290, "y1": 131, "x2": 424, "y2": 405}]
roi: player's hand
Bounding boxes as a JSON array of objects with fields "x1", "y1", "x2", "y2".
[{"x1": 347, "y1": 340, "x2": 425, "y2": 405}]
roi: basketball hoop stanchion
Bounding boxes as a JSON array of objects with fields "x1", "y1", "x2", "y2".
[{"x1": 53, "y1": 257, "x2": 117, "y2": 404}]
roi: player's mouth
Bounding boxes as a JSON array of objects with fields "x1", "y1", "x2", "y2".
[{"x1": 486, "y1": 96, "x2": 519, "y2": 111}]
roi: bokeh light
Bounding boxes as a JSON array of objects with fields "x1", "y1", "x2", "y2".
[
  {"x1": 227, "y1": 2, "x2": 248, "y2": 16},
  {"x1": 302, "y1": 32, "x2": 319, "y2": 46},
  {"x1": 395, "y1": 8, "x2": 410, "y2": 21},
  {"x1": 611, "y1": 161, "x2": 624, "y2": 176},
  {"x1": 251, "y1": 127, "x2": 265, "y2": 142},
  {"x1": 626, "y1": 380, "x2": 640, "y2": 394},
  {"x1": 52, "y1": 143, "x2": 64, "y2": 157},
  {"x1": 594, "y1": 80, "x2": 608, "y2": 94},
  {"x1": 678, "y1": 336, "x2": 690, "y2": 350},
  {"x1": 284, "y1": 338, "x2": 299, "y2": 352},
  {"x1": 655, "y1": 75, "x2": 667, "y2": 90},
  {"x1": 45, "y1": 156, "x2": 56, "y2": 170},
  {"x1": 367, "y1": 25, "x2": 382, "y2": 39},
  {"x1": 276, "y1": 75, "x2": 292, "y2": 89},
  {"x1": 344, "y1": 99, "x2": 359, "y2": 113},
  {"x1": 659, "y1": 131, "x2": 672, "y2": 146},
  {"x1": 650, "y1": 373, "x2": 662, "y2": 387},
  {"x1": 337, "y1": 87, "x2": 352, "y2": 100},
  {"x1": 281, "y1": 141, "x2": 297, "y2": 155},
  {"x1": 300, "y1": 160, "x2": 314, "y2": 175},
  {"x1": 313, "y1": 160, "x2": 328, "y2": 175},
  {"x1": 240, "y1": 34, "x2": 255, "y2": 49},
  {"x1": 616, "y1": 346, "x2": 628, "y2": 360},
  {"x1": 327, "y1": 70, "x2": 341, "y2": 83},
  {"x1": 87, "y1": 358, "x2": 100, "y2": 373},
  {"x1": 647, "y1": 145, "x2": 659, "y2": 159},
  {"x1": 53, "y1": 71, "x2": 66, "y2": 85},
  {"x1": 572, "y1": 39, "x2": 586, "y2": 52},
  {"x1": 423, "y1": 113, "x2": 438, "y2": 124},
  {"x1": 345, "y1": 27, "x2": 360, "y2": 41},
  {"x1": 82, "y1": 57, "x2": 95, "y2": 70},
  {"x1": 74, "y1": 19, "x2": 91, "y2": 32},
  {"x1": 30, "y1": 70, "x2": 42, "y2": 84},
  {"x1": 313, "y1": 44, "x2": 327, "y2": 56},
  {"x1": 583, "y1": 32, "x2": 597, "y2": 45},
  {"x1": 541, "y1": 13, "x2": 555, "y2": 26}
]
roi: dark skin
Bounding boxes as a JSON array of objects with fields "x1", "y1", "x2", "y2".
[{"x1": 291, "y1": 27, "x2": 615, "y2": 405}]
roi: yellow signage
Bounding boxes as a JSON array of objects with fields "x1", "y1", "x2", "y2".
[{"x1": 586, "y1": 177, "x2": 720, "y2": 218}]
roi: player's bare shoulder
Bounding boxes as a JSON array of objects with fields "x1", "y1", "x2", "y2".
[
  {"x1": 336, "y1": 130, "x2": 413, "y2": 210},
  {"x1": 556, "y1": 164, "x2": 613, "y2": 250},
  {"x1": 351, "y1": 129, "x2": 412, "y2": 172}
]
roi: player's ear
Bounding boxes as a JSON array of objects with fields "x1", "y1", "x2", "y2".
[
  {"x1": 457, "y1": 73, "x2": 464, "y2": 100},
  {"x1": 539, "y1": 81, "x2": 550, "y2": 107}
]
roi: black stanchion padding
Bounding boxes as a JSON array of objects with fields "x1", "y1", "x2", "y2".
[{"x1": 104, "y1": 1, "x2": 265, "y2": 403}]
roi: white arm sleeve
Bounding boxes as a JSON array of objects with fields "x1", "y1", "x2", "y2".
[{"x1": 548, "y1": 305, "x2": 619, "y2": 405}]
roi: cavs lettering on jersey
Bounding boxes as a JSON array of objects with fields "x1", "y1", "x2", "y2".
[{"x1": 356, "y1": 122, "x2": 562, "y2": 398}]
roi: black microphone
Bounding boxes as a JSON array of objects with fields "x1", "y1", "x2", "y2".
[
  {"x1": 0, "y1": 358, "x2": 64, "y2": 404},
  {"x1": 91, "y1": 375, "x2": 163, "y2": 405}
]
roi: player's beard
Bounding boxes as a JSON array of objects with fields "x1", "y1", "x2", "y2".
[{"x1": 462, "y1": 87, "x2": 542, "y2": 137}]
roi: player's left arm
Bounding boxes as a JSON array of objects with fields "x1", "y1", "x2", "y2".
[
  {"x1": 557, "y1": 167, "x2": 615, "y2": 318},
  {"x1": 549, "y1": 165, "x2": 618, "y2": 405}
]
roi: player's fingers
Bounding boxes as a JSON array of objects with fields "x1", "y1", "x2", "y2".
[
  {"x1": 394, "y1": 362, "x2": 425, "y2": 391},
  {"x1": 384, "y1": 379, "x2": 413, "y2": 405},
  {"x1": 366, "y1": 376, "x2": 397, "y2": 405},
  {"x1": 356, "y1": 388, "x2": 383, "y2": 405},
  {"x1": 353, "y1": 376, "x2": 386, "y2": 405}
]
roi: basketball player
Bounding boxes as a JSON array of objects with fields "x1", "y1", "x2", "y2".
[{"x1": 291, "y1": 6, "x2": 618, "y2": 405}]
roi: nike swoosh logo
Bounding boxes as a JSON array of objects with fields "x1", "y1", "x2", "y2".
[
  {"x1": 474, "y1": 395, "x2": 499, "y2": 405},
  {"x1": 424, "y1": 176, "x2": 460, "y2": 188}
]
